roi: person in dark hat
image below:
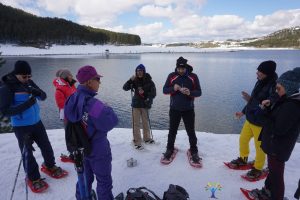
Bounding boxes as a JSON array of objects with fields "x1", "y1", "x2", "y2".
[
  {"x1": 123, "y1": 64, "x2": 156, "y2": 150},
  {"x1": 64, "y1": 65, "x2": 118, "y2": 199},
  {"x1": 161, "y1": 56, "x2": 202, "y2": 165},
  {"x1": 0, "y1": 60, "x2": 66, "y2": 192},
  {"x1": 227, "y1": 60, "x2": 278, "y2": 180},
  {"x1": 247, "y1": 67, "x2": 300, "y2": 199}
]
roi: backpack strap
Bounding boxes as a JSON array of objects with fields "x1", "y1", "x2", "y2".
[{"x1": 138, "y1": 187, "x2": 162, "y2": 200}]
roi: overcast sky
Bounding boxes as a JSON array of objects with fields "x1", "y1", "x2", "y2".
[{"x1": 1, "y1": 0, "x2": 300, "y2": 43}]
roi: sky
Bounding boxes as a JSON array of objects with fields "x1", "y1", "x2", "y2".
[{"x1": 1, "y1": 0, "x2": 300, "y2": 43}]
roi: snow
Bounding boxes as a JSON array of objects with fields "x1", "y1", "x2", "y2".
[
  {"x1": 0, "y1": 44, "x2": 293, "y2": 56},
  {"x1": 0, "y1": 128, "x2": 299, "y2": 200}
]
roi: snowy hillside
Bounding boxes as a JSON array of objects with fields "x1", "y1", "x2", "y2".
[{"x1": 0, "y1": 128, "x2": 299, "y2": 200}]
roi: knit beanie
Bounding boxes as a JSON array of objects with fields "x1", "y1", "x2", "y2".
[
  {"x1": 135, "y1": 64, "x2": 146, "y2": 73},
  {"x1": 277, "y1": 67, "x2": 300, "y2": 96},
  {"x1": 176, "y1": 56, "x2": 188, "y2": 68},
  {"x1": 59, "y1": 69, "x2": 72, "y2": 79},
  {"x1": 257, "y1": 60, "x2": 276, "y2": 76},
  {"x1": 13, "y1": 60, "x2": 31, "y2": 75}
]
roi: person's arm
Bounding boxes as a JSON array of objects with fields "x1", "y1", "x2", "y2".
[
  {"x1": 189, "y1": 74, "x2": 202, "y2": 97},
  {"x1": 163, "y1": 74, "x2": 176, "y2": 95},
  {"x1": 28, "y1": 80, "x2": 47, "y2": 101},
  {"x1": 0, "y1": 86, "x2": 36, "y2": 116},
  {"x1": 89, "y1": 101, "x2": 118, "y2": 133},
  {"x1": 55, "y1": 89, "x2": 66, "y2": 109}
]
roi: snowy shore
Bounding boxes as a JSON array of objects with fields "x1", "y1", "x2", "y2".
[
  {"x1": 0, "y1": 44, "x2": 294, "y2": 56},
  {"x1": 0, "y1": 128, "x2": 299, "y2": 199}
]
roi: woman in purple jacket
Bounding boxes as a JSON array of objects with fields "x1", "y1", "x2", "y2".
[{"x1": 64, "y1": 65, "x2": 118, "y2": 200}]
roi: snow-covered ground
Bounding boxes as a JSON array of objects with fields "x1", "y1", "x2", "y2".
[
  {"x1": 0, "y1": 128, "x2": 299, "y2": 200},
  {"x1": 0, "y1": 44, "x2": 292, "y2": 56}
]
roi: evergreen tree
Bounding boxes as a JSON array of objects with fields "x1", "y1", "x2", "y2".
[{"x1": 0, "y1": 52, "x2": 12, "y2": 133}]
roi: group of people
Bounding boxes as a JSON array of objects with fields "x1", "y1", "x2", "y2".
[{"x1": 0, "y1": 57, "x2": 299, "y2": 200}]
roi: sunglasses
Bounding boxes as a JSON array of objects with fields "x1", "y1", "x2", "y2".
[
  {"x1": 92, "y1": 77, "x2": 101, "y2": 83},
  {"x1": 21, "y1": 75, "x2": 32, "y2": 79}
]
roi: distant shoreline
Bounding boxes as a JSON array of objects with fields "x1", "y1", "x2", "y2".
[{"x1": 0, "y1": 43, "x2": 298, "y2": 56}]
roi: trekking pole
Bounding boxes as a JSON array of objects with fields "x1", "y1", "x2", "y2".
[
  {"x1": 146, "y1": 109, "x2": 154, "y2": 140},
  {"x1": 9, "y1": 152, "x2": 23, "y2": 200},
  {"x1": 130, "y1": 85, "x2": 135, "y2": 140},
  {"x1": 23, "y1": 136, "x2": 30, "y2": 200}
]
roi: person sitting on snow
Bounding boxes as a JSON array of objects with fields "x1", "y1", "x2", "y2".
[
  {"x1": 64, "y1": 65, "x2": 118, "y2": 200},
  {"x1": 0, "y1": 60, "x2": 65, "y2": 192},
  {"x1": 123, "y1": 64, "x2": 156, "y2": 150}
]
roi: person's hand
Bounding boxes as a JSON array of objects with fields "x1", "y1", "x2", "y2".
[
  {"x1": 241, "y1": 91, "x2": 251, "y2": 102},
  {"x1": 174, "y1": 84, "x2": 181, "y2": 91},
  {"x1": 138, "y1": 87, "x2": 144, "y2": 95},
  {"x1": 181, "y1": 87, "x2": 190, "y2": 95},
  {"x1": 59, "y1": 109, "x2": 64, "y2": 120},
  {"x1": 130, "y1": 75, "x2": 136, "y2": 81},
  {"x1": 144, "y1": 98, "x2": 153, "y2": 109},
  {"x1": 29, "y1": 86, "x2": 42, "y2": 97},
  {"x1": 261, "y1": 100, "x2": 271, "y2": 107},
  {"x1": 235, "y1": 112, "x2": 244, "y2": 119}
]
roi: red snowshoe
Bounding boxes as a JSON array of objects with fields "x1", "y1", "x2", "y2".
[
  {"x1": 240, "y1": 188, "x2": 256, "y2": 200},
  {"x1": 160, "y1": 148, "x2": 178, "y2": 165},
  {"x1": 241, "y1": 168, "x2": 269, "y2": 182},
  {"x1": 27, "y1": 178, "x2": 49, "y2": 193},
  {"x1": 224, "y1": 158, "x2": 254, "y2": 170},
  {"x1": 187, "y1": 149, "x2": 202, "y2": 168},
  {"x1": 41, "y1": 164, "x2": 68, "y2": 179},
  {"x1": 240, "y1": 188, "x2": 271, "y2": 200},
  {"x1": 60, "y1": 154, "x2": 75, "y2": 163}
]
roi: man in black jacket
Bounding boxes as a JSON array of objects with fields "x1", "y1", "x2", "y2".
[
  {"x1": 162, "y1": 57, "x2": 202, "y2": 164},
  {"x1": 0, "y1": 61, "x2": 64, "y2": 192},
  {"x1": 228, "y1": 60, "x2": 278, "y2": 179},
  {"x1": 123, "y1": 64, "x2": 156, "y2": 150}
]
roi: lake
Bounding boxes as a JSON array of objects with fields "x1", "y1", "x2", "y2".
[{"x1": 1, "y1": 50, "x2": 300, "y2": 135}]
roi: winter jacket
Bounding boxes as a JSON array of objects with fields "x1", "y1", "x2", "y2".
[
  {"x1": 242, "y1": 73, "x2": 278, "y2": 126},
  {"x1": 260, "y1": 93, "x2": 300, "y2": 162},
  {"x1": 163, "y1": 68, "x2": 201, "y2": 111},
  {"x1": 0, "y1": 73, "x2": 46, "y2": 127},
  {"x1": 52, "y1": 77, "x2": 76, "y2": 110},
  {"x1": 64, "y1": 85, "x2": 118, "y2": 158},
  {"x1": 123, "y1": 73, "x2": 156, "y2": 108}
]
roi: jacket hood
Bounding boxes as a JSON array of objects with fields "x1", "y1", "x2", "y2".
[
  {"x1": 289, "y1": 92, "x2": 300, "y2": 101},
  {"x1": 64, "y1": 85, "x2": 96, "y2": 122},
  {"x1": 2, "y1": 73, "x2": 20, "y2": 85},
  {"x1": 53, "y1": 77, "x2": 67, "y2": 88}
]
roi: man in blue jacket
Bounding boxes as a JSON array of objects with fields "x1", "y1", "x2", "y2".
[
  {"x1": 64, "y1": 65, "x2": 118, "y2": 200},
  {"x1": 0, "y1": 60, "x2": 64, "y2": 192},
  {"x1": 162, "y1": 57, "x2": 202, "y2": 164}
]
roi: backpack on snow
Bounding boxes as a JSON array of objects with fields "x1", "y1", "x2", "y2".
[
  {"x1": 162, "y1": 184, "x2": 189, "y2": 200},
  {"x1": 125, "y1": 187, "x2": 161, "y2": 200}
]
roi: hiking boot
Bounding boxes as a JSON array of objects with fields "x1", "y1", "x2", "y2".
[
  {"x1": 135, "y1": 145, "x2": 144, "y2": 150},
  {"x1": 163, "y1": 149, "x2": 174, "y2": 160},
  {"x1": 191, "y1": 153, "x2": 201, "y2": 164},
  {"x1": 145, "y1": 139, "x2": 155, "y2": 144},
  {"x1": 230, "y1": 157, "x2": 248, "y2": 167},
  {"x1": 246, "y1": 168, "x2": 263, "y2": 179},
  {"x1": 249, "y1": 187, "x2": 271, "y2": 200}
]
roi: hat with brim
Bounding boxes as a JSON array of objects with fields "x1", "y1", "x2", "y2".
[{"x1": 76, "y1": 65, "x2": 103, "y2": 84}]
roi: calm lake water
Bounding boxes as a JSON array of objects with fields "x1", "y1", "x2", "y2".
[{"x1": 1, "y1": 50, "x2": 300, "y2": 135}]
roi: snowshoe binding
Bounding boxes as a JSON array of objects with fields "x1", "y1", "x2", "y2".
[
  {"x1": 160, "y1": 147, "x2": 178, "y2": 165},
  {"x1": 241, "y1": 168, "x2": 269, "y2": 182},
  {"x1": 41, "y1": 163, "x2": 68, "y2": 179},
  {"x1": 27, "y1": 178, "x2": 49, "y2": 193},
  {"x1": 224, "y1": 157, "x2": 254, "y2": 170},
  {"x1": 60, "y1": 153, "x2": 75, "y2": 163},
  {"x1": 187, "y1": 149, "x2": 202, "y2": 168}
]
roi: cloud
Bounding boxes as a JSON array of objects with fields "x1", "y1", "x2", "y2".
[
  {"x1": 139, "y1": 4, "x2": 174, "y2": 18},
  {"x1": 128, "y1": 22, "x2": 164, "y2": 42},
  {"x1": 36, "y1": 0, "x2": 73, "y2": 15}
]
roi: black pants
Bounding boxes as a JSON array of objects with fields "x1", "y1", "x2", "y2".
[
  {"x1": 14, "y1": 121, "x2": 55, "y2": 181},
  {"x1": 295, "y1": 179, "x2": 300, "y2": 199},
  {"x1": 167, "y1": 109, "x2": 198, "y2": 154},
  {"x1": 265, "y1": 155, "x2": 285, "y2": 200}
]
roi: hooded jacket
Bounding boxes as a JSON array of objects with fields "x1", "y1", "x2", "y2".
[
  {"x1": 52, "y1": 77, "x2": 76, "y2": 110},
  {"x1": 64, "y1": 85, "x2": 118, "y2": 157},
  {"x1": 123, "y1": 73, "x2": 156, "y2": 108},
  {"x1": 260, "y1": 93, "x2": 300, "y2": 161},
  {"x1": 0, "y1": 73, "x2": 46, "y2": 126},
  {"x1": 163, "y1": 67, "x2": 202, "y2": 111},
  {"x1": 242, "y1": 73, "x2": 278, "y2": 126}
]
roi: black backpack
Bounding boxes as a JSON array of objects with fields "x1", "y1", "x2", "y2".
[
  {"x1": 162, "y1": 184, "x2": 189, "y2": 200},
  {"x1": 125, "y1": 187, "x2": 161, "y2": 200}
]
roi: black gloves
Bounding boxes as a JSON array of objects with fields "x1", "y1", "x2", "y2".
[
  {"x1": 144, "y1": 98, "x2": 153, "y2": 109},
  {"x1": 28, "y1": 86, "x2": 42, "y2": 97}
]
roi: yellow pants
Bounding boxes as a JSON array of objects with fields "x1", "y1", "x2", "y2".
[{"x1": 239, "y1": 120, "x2": 265, "y2": 170}]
